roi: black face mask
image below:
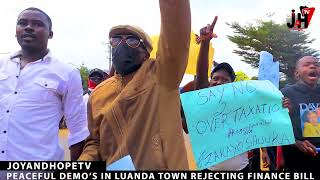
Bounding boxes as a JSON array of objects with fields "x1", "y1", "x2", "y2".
[{"x1": 112, "y1": 43, "x2": 142, "y2": 76}]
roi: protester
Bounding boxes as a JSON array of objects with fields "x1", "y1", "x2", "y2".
[
  {"x1": 193, "y1": 17, "x2": 290, "y2": 171},
  {"x1": 88, "y1": 68, "x2": 107, "y2": 94},
  {"x1": 280, "y1": 56, "x2": 320, "y2": 170},
  {"x1": 0, "y1": 7, "x2": 88, "y2": 160},
  {"x1": 193, "y1": 16, "x2": 249, "y2": 171},
  {"x1": 79, "y1": 0, "x2": 191, "y2": 170},
  {"x1": 83, "y1": 68, "x2": 107, "y2": 106}
]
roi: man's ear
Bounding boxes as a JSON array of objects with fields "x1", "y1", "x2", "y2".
[
  {"x1": 294, "y1": 69, "x2": 299, "y2": 81},
  {"x1": 49, "y1": 31, "x2": 53, "y2": 39}
]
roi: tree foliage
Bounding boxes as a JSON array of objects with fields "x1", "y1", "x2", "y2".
[
  {"x1": 78, "y1": 65, "x2": 89, "y2": 93},
  {"x1": 228, "y1": 20, "x2": 319, "y2": 82}
]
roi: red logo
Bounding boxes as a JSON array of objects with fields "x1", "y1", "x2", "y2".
[{"x1": 287, "y1": 6, "x2": 315, "y2": 31}]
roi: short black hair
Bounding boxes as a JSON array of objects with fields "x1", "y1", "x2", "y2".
[
  {"x1": 211, "y1": 62, "x2": 236, "y2": 82},
  {"x1": 19, "y1": 7, "x2": 52, "y2": 30},
  {"x1": 89, "y1": 68, "x2": 107, "y2": 78},
  {"x1": 295, "y1": 55, "x2": 319, "y2": 70}
]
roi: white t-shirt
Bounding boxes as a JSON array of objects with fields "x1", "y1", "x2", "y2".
[
  {"x1": 208, "y1": 152, "x2": 249, "y2": 171},
  {"x1": 83, "y1": 93, "x2": 89, "y2": 111}
]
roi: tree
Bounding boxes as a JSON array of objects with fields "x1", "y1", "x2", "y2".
[
  {"x1": 78, "y1": 65, "x2": 90, "y2": 93},
  {"x1": 228, "y1": 20, "x2": 319, "y2": 83}
]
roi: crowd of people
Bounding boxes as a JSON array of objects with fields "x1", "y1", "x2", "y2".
[{"x1": 0, "y1": 0, "x2": 319, "y2": 171}]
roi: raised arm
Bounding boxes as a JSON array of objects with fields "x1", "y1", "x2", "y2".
[
  {"x1": 194, "y1": 17, "x2": 218, "y2": 90},
  {"x1": 157, "y1": 0, "x2": 191, "y2": 89}
]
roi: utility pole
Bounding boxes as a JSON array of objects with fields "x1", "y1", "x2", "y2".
[{"x1": 102, "y1": 41, "x2": 112, "y2": 70}]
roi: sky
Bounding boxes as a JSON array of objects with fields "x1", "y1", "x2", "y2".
[{"x1": 0, "y1": 0, "x2": 319, "y2": 86}]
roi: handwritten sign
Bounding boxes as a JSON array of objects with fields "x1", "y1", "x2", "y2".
[
  {"x1": 180, "y1": 80, "x2": 295, "y2": 170},
  {"x1": 258, "y1": 51, "x2": 280, "y2": 88}
]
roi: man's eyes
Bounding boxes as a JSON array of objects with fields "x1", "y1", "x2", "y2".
[
  {"x1": 17, "y1": 20, "x2": 27, "y2": 26},
  {"x1": 17, "y1": 20, "x2": 44, "y2": 27},
  {"x1": 33, "y1": 21, "x2": 44, "y2": 27}
]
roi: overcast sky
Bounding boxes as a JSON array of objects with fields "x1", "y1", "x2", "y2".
[{"x1": 0, "y1": 0, "x2": 319, "y2": 86}]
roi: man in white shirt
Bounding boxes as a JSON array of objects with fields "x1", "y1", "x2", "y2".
[{"x1": 0, "y1": 7, "x2": 89, "y2": 160}]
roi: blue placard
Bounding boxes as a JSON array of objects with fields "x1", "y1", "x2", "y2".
[{"x1": 258, "y1": 51, "x2": 280, "y2": 89}]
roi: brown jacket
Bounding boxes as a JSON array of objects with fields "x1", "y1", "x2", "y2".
[{"x1": 79, "y1": 0, "x2": 191, "y2": 170}]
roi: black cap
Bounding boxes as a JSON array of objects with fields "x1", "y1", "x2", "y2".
[
  {"x1": 89, "y1": 68, "x2": 107, "y2": 78},
  {"x1": 211, "y1": 62, "x2": 236, "y2": 82}
]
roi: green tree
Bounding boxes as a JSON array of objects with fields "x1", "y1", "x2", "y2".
[
  {"x1": 228, "y1": 20, "x2": 319, "y2": 83},
  {"x1": 78, "y1": 65, "x2": 89, "y2": 93}
]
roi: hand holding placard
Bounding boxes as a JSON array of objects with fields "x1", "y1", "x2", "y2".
[{"x1": 181, "y1": 80, "x2": 295, "y2": 169}]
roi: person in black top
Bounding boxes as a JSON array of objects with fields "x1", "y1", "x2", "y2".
[{"x1": 281, "y1": 56, "x2": 320, "y2": 170}]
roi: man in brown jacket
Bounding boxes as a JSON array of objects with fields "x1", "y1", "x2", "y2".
[{"x1": 79, "y1": 0, "x2": 191, "y2": 170}]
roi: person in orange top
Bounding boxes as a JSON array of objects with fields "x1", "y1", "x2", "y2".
[{"x1": 79, "y1": 0, "x2": 191, "y2": 170}]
